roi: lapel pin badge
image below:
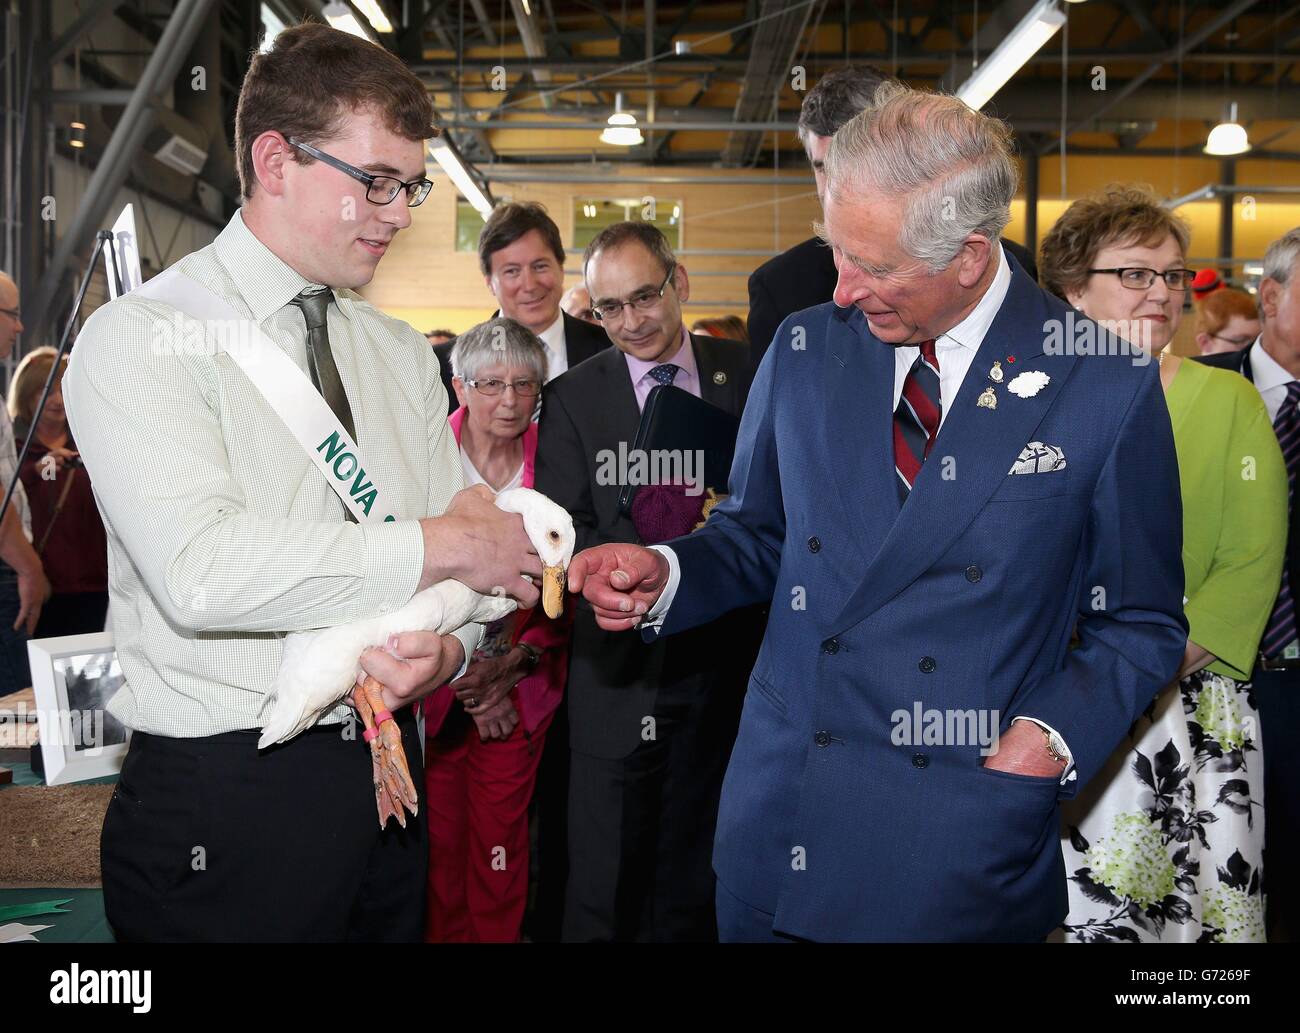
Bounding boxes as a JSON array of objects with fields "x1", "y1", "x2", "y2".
[
  {"x1": 977, "y1": 386, "x2": 998, "y2": 410},
  {"x1": 713, "y1": 371, "x2": 726, "y2": 385},
  {"x1": 988, "y1": 360, "x2": 1004, "y2": 384}
]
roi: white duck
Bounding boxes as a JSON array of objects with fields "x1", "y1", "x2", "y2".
[{"x1": 258, "y1": 487, "x2": 575, "y2": 828}]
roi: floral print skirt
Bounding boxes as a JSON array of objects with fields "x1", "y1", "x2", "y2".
[{"x1": 1059, "y1": 670, "x2": 1266, "y2": 942}]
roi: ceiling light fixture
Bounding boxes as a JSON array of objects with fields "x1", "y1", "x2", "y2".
[
  {"x1": 600, "y1": 93, "x2": 643, "y2": 147},
  {"x1": 1204, "y1": 102, "x2": 1251, "y2": 156},
  {"x1": 429, "y1": 137, "x2": 494, "y2": 219},
  {"x1": 322, "y1": 2, "x2": 375, "y2": 41},
  {"x1": 955, "y1": 0, "x2": 1067, "y2": 111}
]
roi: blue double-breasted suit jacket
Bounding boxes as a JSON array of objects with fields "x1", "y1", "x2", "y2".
[{"x1": 656, "y1": 261, "x2": 1187, "y2": 941}]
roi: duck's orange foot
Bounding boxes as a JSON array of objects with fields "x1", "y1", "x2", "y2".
[{"x1": 350, "y1": 676, "x2": 419, "y2": 829}]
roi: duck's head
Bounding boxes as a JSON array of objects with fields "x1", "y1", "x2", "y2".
[{"x1": 495, "y1": 487, "x2": 576, "y2": 618}]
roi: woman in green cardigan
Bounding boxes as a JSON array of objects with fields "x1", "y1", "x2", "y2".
[{"x1": 1039, "y1": 186, "x2": 1287, "y2": 943}]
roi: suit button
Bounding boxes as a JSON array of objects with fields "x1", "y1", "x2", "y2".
[
  {"x1": 912, "y1": 753, "x2": 929, "y2": 768},
  {"x1": 918, "y1": 656, "x2": 936, "y2": 673},
  {"x1": 965, "y1": 565, "x2": 982, "y2": 583},
  {"x1": 808, "y1": 536, "x2": 821, "y2": 553},
  {"x1": 822, "y1": 637, "x2": 840, "y2": 655},
  {"x1": 814, "y1": 731, "x2": 831, "y2": 747}
]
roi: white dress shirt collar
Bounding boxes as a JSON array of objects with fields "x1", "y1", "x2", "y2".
[{"x1": 536, "y1": 311, "x2": 568, "y2": 381}]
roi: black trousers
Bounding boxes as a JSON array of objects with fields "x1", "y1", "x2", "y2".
[
  {"x1": 100, "y1": 709, "x2": 426, "y2": 943},
  {"x1": 1255, "y1": 663, "x2": 1300, "y2": 942},
  {"x1": 562, "y1": 689, "x2": 740, "y2": 942}
]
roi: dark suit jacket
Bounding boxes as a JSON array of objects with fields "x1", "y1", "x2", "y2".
[
  {"x1": 1197, "y1": 345, "x2": 1298, "y2": 616},
  {"x1": 535, "y1": 333, "x2": 765, "y2": 759},
  {"x1": 746, "y1": 236, "x2": 1039, "y2": 356},
  {"x1": 658, "y1": 263, "x2": 1186, "y2": 941},
  {"x1": 433, "y1": 310, "x2": 611, "y2": 413}
]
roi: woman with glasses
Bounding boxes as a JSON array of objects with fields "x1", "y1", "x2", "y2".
[
  {"x1": 421, "y1": 317, "x2": 571, "y2": 942},
  {"x1": 1039, "y1": 186, "x2": 1287, "y2": 942},
  {"x1": 1196, "y1": 287, "x2": 1262, "y2": 357}
]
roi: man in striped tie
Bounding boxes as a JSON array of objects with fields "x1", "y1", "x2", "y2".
[
  {"x1": 565, "y1": 83, "x2": 1187, "y2": 942},
  {"x1": 1199, "y1": 226, "x2": 1300, "y2": 940}
]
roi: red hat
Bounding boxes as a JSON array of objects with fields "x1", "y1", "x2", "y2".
[{"x1": 1191, "y1": 268, "x2": 1225, "y2": 300}]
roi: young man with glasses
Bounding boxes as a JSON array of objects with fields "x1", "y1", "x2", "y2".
[
  {"x1": 62, "y1": 23, "x2": 539, "y2": 943},
  {"x1": 535, "y1": 222, "x2": 764, "y2": 941},
  {"x1": 0, "y1": 271, "x2": 51, "y2": 693}
]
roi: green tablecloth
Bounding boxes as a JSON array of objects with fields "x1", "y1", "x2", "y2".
[{"x1": 1, "y1": 761, "x2": 115, "y2": 943}]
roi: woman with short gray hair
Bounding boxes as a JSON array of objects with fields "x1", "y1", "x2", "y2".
[{"x1": 422, "y1": 315, "x2": 571, "y2": 942}]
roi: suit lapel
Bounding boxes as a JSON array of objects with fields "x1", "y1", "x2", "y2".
[
  {"x1": 595, "y1": 345, "x2": 642, "y2": 446},
  {"x1": 822, "y1": 306, "x2": 901, "y2": 567},
  {"x1": 694, "y1": 334, "x2": 741, "y2": 414},
  {"x1": 831, "y1": 268, "x2": 1079, "y2": 630}
]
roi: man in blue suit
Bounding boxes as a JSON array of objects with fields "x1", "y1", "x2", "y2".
[{"x1": 565, "y1": 84, "x2": 1187, "y2": 942}]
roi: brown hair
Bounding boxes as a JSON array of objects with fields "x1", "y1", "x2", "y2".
[
  {"x1": 1038, "y1": 185, "x2": 1191, "y2": 301},
  {"x1": 234, "y1": 22, "x2": 435, "y2": 199},
  {"x1": 691, "y1": 316, "x2": 750, "y2": 344},
  {"x1": 7, "y1": 347, "x2": 68, "y2": 430},
  {"x1": 1195, "y1": 287, "x2": 1259, "y2": 336},
  {"x1": 478, "y1": 202, "x2": 567, "y2": 277},
  {"x1": 582, "y1": 221, "x2": 676, "y2": 279}
]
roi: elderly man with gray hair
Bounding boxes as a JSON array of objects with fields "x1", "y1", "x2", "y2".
[
  {"x1": 565, "y1": 83, "x2": 1186, "y2": 941},
  {"x1": 421, "y1": 315, "x2": 574, "y2": 942},
  {"x1": 1199, "y1": 226, "x2": 1300, "y2": 940}
]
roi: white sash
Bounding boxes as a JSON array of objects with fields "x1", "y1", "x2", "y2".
[{"x1": 135, "y1": 267, "x2": 397, "y2": 523}]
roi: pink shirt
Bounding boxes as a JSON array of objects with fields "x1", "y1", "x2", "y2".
[{"x1": 623, "y1": 326, "x2": 701, "y2": 411}]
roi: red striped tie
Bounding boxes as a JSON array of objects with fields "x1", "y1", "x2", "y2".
[{"x1": 893, "y1": 339, "x2": 941, "y2": 500}]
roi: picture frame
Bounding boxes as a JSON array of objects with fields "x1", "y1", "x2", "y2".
[{"x1": 27, "y1": 632, "x2": 129, "y2": 785}]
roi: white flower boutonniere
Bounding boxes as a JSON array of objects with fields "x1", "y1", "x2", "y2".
[{"x1": 1007, "y1": 370, "x2": 1050, "y2": 398}]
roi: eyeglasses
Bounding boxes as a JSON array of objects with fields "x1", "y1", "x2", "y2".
[
  {"x1": 287, "y1": 137, "x2": 432, "y2": 207},
  {"x1": 1209, "y1": 332, "x2": 1256, "y2": 348},
  {"x1": 464, "y1": 377, "x2": 542, "y2": 397},
  {"x1": 592, "y1": 264, "x2": 677, "y2": 322},
  {"x1": 0, "y1": 307, "x2": 19, "y2": 321},
  {"x1": 1088, "y1": 267, "x2": 1195, "y2": 291}
]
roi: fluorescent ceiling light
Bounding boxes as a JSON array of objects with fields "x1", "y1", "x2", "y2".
[
  {"x1": 352, "y1": 0, "x2": 393, "y2": 33},
  {"x1": 1205, "y1": 102, "x2": 1251, "y2": 156},
  {"x1": 322, "y1": 2, "x2": 374, "y2": 41},
  {"x1": 955, "y1": 0, "x2": 1066, "y2": 111},
  {"x1": 429, "y1": 137, "x2": 494, "y2": 219}
]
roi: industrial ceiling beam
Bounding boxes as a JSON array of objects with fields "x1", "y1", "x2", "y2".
[
  {"x1": 25, "y1": 0, "x2": 219, "y2": 347},
  {"x1": 44, "y1": 0, "x2": 123, "y2": 65},
  {"x1": 1042, "y1": 0, "x2": 1266, "y2": 152}
]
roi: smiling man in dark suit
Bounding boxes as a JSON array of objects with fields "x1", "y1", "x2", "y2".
[
  {"x1": 567, "y1": 85, "x2": 1186, "y2": 942},
  {"x1": 535, "y1": 221, "x2": 763, "y2": 941},
  {"x1": 434, "y1": 202, "x2": 609, "y2": 410},
  {"x1": 747, "y1": 66, "x2": 1037, "y2": 356}
]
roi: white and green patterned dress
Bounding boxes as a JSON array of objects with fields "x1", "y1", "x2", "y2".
[{"x1": 1059, "y1": 671, "x2": 1265, "y2": 942}]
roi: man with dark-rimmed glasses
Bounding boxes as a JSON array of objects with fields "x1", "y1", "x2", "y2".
[
  {"x1": 535, "y1": 221, "x2": 764, "y2": 941},
  {"x1": 63, "y1": 23, "x2": 539, "y2": 943}
]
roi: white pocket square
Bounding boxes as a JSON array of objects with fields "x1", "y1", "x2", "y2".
[{"x1": 1009, "y1": 442, "x2": 1067, "y2": 475}]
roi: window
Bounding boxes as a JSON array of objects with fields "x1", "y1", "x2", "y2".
[{"x1": 573, "y1": 198, "x2": 681, "y2": 252}]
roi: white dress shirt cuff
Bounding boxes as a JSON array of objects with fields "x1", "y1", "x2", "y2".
[
  {"x1": 640, "y1": 545, "x2": 682, "y2": 632},
  {"x1": 448, "y1": 623, "x2": 483, "y2": 682},
  {"x1": 1010, "y1": 716, "x2": 1077, "y2": 783}
]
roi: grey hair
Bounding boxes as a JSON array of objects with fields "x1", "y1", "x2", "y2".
[
  {"x1": 796, "y1": 65, "x2": 891, "y2": 148},
  {"x1": 451, "y1": 317, "x2": 548, "y2": 384},
  {"x1": 823, "y1": 82, "x2": 1018, "y2": 272},
  {"x1": 1263, "y1": 228, "x2": 1300, "y2": 288}
]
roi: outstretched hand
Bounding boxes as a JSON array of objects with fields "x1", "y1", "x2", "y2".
[{"x1": 567, "y1": 543, "x2": 670, "y2": 632}]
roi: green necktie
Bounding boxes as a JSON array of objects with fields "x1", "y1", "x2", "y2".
[{"x1": 291, "y1": 288, "x2": 358, "y2": 522}]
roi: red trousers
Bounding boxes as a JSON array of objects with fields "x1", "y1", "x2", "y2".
[{"x1": 423, "y1": 700, "x2": 554, "y2": 942}]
